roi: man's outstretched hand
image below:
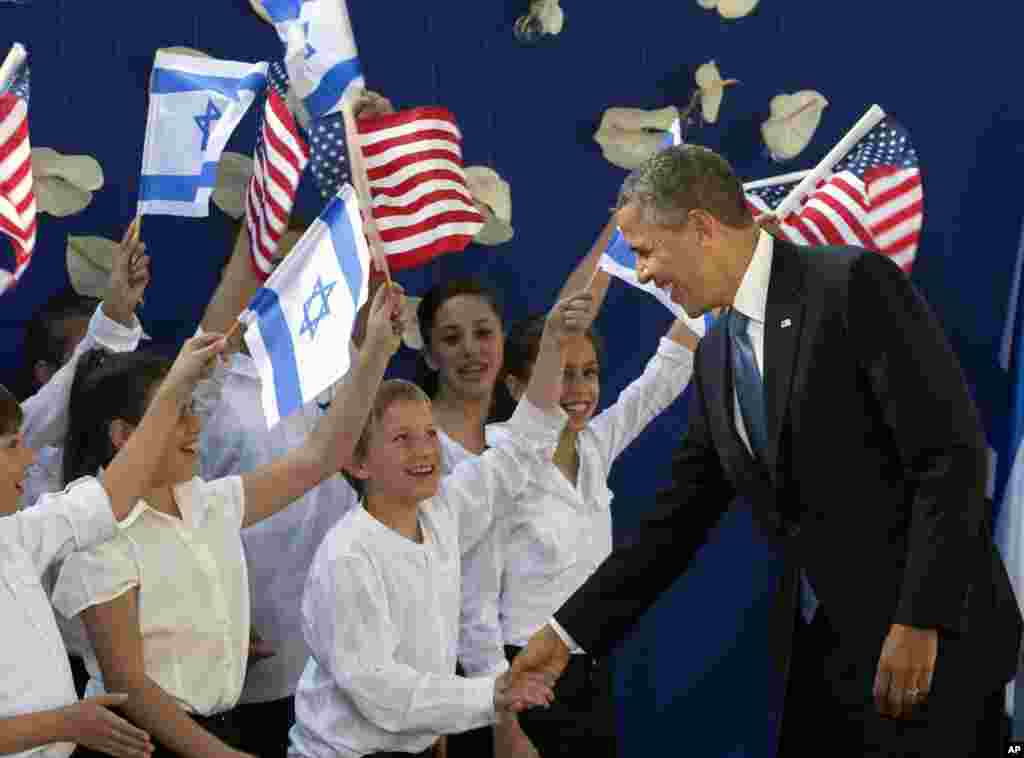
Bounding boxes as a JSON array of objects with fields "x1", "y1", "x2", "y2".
[{"x1": 509, "y1": 624, "x2": 571, "y2": 689}]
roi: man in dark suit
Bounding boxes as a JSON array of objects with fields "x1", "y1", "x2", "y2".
[{"x1": 510, "y1": 145, "x2": 1022, "y2": 755}]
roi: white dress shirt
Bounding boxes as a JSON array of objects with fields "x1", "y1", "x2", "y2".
[
  {"x1": 52, "y1": 476, "x2": 250, "y2": 716},
  {"x1": 0, "y1": 477, "x2": 116, "y2": 758},
  {"x1": 196, "y1": 352, "x2": 359, "y2": 704},
  {"x1": 550, "y1": 231, "x2": 775, "y2": 652},
  {"x1": 438, "y1": 432, "x2": 510, "y2": 679},
  {"x1": 288, "y1": 398, "x2": 566, "y2": 758}
]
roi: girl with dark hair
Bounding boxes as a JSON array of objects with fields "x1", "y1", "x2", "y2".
[
  {"x1": 51, "y1": 285, "x2": 405, "y2": 758},
  {"x1": 0, "y1": 331, "x2": 226, "y2": 758},
  {"x1": 484, "y1": 257, "x2": 700, "y2": 758},
  {"x1": 414, "y1": 276, "x2": 522, "y2": 758}
]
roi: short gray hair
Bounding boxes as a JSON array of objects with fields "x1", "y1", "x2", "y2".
[{"x1": 615, "y1": 145, "x2": 753, "y2": 229}]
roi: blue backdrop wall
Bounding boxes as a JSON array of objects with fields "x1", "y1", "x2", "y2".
[{"x1": 3, "y1": 2, "x2": 1023, "y2": 756}]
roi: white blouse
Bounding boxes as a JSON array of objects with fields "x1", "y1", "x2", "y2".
[
  {"x1": 0, "y1": 477, "x2": 116, "y2": 758},
  {"x1": 492, "y1": 337, "x2": 693, "y2": 651},
  {"x1": 52, "y1": 476, "x2": 250, "y2": 716},
  {"x1": 197, "y1": 352, "x2": 358, "y2": 704},
  {"x1": 289, "y1": 398, "x2": 565, "y2": 758}
]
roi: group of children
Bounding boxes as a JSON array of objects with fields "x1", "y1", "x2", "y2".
[{"x1": 1, "y1": 212, "x2": 699, "y2": 758}]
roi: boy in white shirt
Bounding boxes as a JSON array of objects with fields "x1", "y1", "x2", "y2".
[
  {"x1": 289, "y1": 294, "x2": 595, "y2": 758},
  {"x1": 0, "y1": 332, "x2": 226, "y2": 758}
]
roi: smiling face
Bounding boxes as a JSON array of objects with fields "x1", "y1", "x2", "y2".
[
  {"x1": 616, "y1": 201, "x2": 722, "y2": 319},
  {"x1": 427, "y1": 294, "x2": 504, "y2": 402},
  {"x1": 559, "y1": 336, "x2": 601, "y2": 432},
  {"x1": 354, "y1": 397, "x2": 442, "y2": 506}
]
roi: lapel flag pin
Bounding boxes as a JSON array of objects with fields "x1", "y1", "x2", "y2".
[{"x1": 781, "y1": 317, "x2": 792, "y2": 328}]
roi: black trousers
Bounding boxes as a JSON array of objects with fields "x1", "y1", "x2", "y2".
[
  {"x1": 232, "y1": 695, "x2": 296, "y2": 758},
  {"x1": 445, "y1": 662, "x2": 493, "y2": 758},
  {"x1": 512, "y1": 645, "x2": 619, "y2": 758},
  {"x1": 776, "y1": 604, "x2": 1009, "y2": 758}
]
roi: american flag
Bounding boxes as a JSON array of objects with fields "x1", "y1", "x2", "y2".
[
  {"x1": 310, "y1": 106, "x2": 484, "y2": 271},
  {"x1": 746, "y1": 117, "x2": 923, "y2": 271},
  {"x1": 246, "y1": 61, "x2": 310, "y2": 279},
  {"x1": 0, "y1": 59, "x2": 35, "y2": 292}
]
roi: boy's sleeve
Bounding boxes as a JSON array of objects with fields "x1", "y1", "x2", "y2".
[
  {"x1": 439, "y1": 397, "x2": 566, "y2": 552},
  {"x1": 12, "y1": 476, "x2": 117, "y2": 578},
  {"x1": 52, "y1": 532, "x2": 139, "y2": 620}
]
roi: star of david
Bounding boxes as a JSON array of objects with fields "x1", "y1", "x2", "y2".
[
  {"x1": 300, "y1": 276, "x2": 337, "y2": 340},
  {"x1": 302, "y1": 21, "x2": 316, "y2": 59},
  {"x1": 194, "y1": 99, "x2": 222, "y2": 152}
]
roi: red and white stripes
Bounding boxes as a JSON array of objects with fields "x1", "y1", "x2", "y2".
[{"x1": 0, "y1": 91, "x2": 36, "y2": 291}]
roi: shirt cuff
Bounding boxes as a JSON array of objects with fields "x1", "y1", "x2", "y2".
[
  {"x1": 549, "y1": 618, "x2": 583, "y2": 654},
  {"x1": 656, "y1": 335, "x2": 696, "y2": 369},
  {"x1": 465, "y1": 673, "x2": 500, "y2": 727},
  {"x1": 93, "y1": 304, "x2": 143, "y2": 352},
  {"x1": 63, "y1": 476, "x2": 118, "y2": 552}
]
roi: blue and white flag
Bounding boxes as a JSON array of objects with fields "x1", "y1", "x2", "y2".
[
  {"x1": 261, "y1": 0, "x2": 364, "y2": 121},
  {"x1": 240, "y1": 183, "x2": 370, "y2": 428},
  {"x1": 138, "y1": 51, "x2": 267, "y2": 217},
  {"x1": 995, "y1": 219, "x2": 1024, "y2": 731},
  {"x1": 598, "y1": 118, "x2": 712, "y2": 335}
]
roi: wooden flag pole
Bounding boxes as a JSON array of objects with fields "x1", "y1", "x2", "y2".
[
  {"x1": 340, "y1": 101, "x2": 392, "y2": 286},
  {"x1": 772, "y1": 104, "x2": 886, "y2": 219}
]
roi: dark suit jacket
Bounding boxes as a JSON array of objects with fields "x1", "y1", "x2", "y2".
[{"x1": 555, "y1": 239, "x2": 1022, "y2": 705}]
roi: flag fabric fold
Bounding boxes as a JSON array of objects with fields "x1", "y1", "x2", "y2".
[
  {"x1": 0, "y1": 45, "x2": 35, "y2": 293},
  {"x1": 241, "y1": 183, "x2": 370, "y2": 428},
  {"x1": 247, "y1": 61, "x2": 310, "y2": 279},
  {"x1": 745, "y1": 116, "x2": 923, "y2": 272},
  {"x1": 260, "y1": 0, "x2": 364, "y2": 121},
  {"x1": 139, "y1": 51, "x2": 267, "y2": 217}
]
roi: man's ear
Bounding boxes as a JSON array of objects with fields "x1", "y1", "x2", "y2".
[
  {"x1": 32, "y1": 360, "x2": 55, "y2": 390},
  {"x1": 108, "y1": 419, "x2": 134, "y2": 452},
  {"x1": 504, "y1": 374, "x2": 525, "y2": 401}
]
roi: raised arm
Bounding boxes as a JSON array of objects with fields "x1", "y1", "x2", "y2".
[
  {"x1": 200, "y1": 227, "x2": 262, "y2": 352},
  {"x1": 21, "y1": 223, "x2": 148, "y2": 449},
  {"x1": 555, "y1": 220, "x2": 614, "y2": 313},
  {"x1": 238, "y1": 283, "x2": 402, "y2": 528}
]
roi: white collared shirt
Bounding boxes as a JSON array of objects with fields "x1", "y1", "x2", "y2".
[
  {"x1": 289, "y1": 398, "x2": 565, "y2": 758},
  {"x1": 52, "y1": 476, "x2": 249, "y2": 716},
  {"x1": 196, "y1": 352, "x2": 358, "y2": 704},
  {"x1": 493, "y1": 337, "x2": 693, "y2": 654},
  {"x1": 0, "y1": 477, "x2": 116, "y2": 758},
  {"x1": 437, "y1": 433, "x2": 509, "y2": 679}
]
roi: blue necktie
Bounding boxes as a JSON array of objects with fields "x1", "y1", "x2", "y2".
[{"x1": 728, "y1": 309, "x2": 818, "y2": 623}]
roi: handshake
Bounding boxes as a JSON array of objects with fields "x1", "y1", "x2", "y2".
[{"x1": 492, "y1": 624, "x2": 574, "y2": 715}]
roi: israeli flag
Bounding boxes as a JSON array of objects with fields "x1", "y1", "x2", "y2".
[
  {"x1": 138, "y1": 51, "x2": 267, "y2": 217},
  {"x1": 240, "y1": 184, "x2": 370, "y2": 428},
  {"x1": 261, "y1": 0, "x2": 364, "y2": 121},
  {"x1": 597, "y1": 118, "x2": 712, "y2": 334}
]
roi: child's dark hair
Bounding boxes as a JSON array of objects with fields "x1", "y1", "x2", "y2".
[
  {"x1": 341, "y1": 379, "x2": 431, "y2": 497},
  {"x1": 17, "y1": 288, "x2": 100, "y2": 400},
  {"x1": 0, "y1": 384, "x2": 23, "y2": 436},
  {"x1": 62, "y1": 348, "x2": 172, "y2": 486},
  {"x1": 414, "y1": 277, "x2": 505, "y2": 399},
  {"x1": 491, "y1": 314, "x2": 606, "y2": 422}
]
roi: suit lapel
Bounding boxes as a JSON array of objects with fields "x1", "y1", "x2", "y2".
[{"x1": 763, "y1": 240, "x2": 806, "y2": 474}]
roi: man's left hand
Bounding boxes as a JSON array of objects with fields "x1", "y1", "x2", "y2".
[{"x1": 872, "y1": 623, "x2": 937, "y2": 719}]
